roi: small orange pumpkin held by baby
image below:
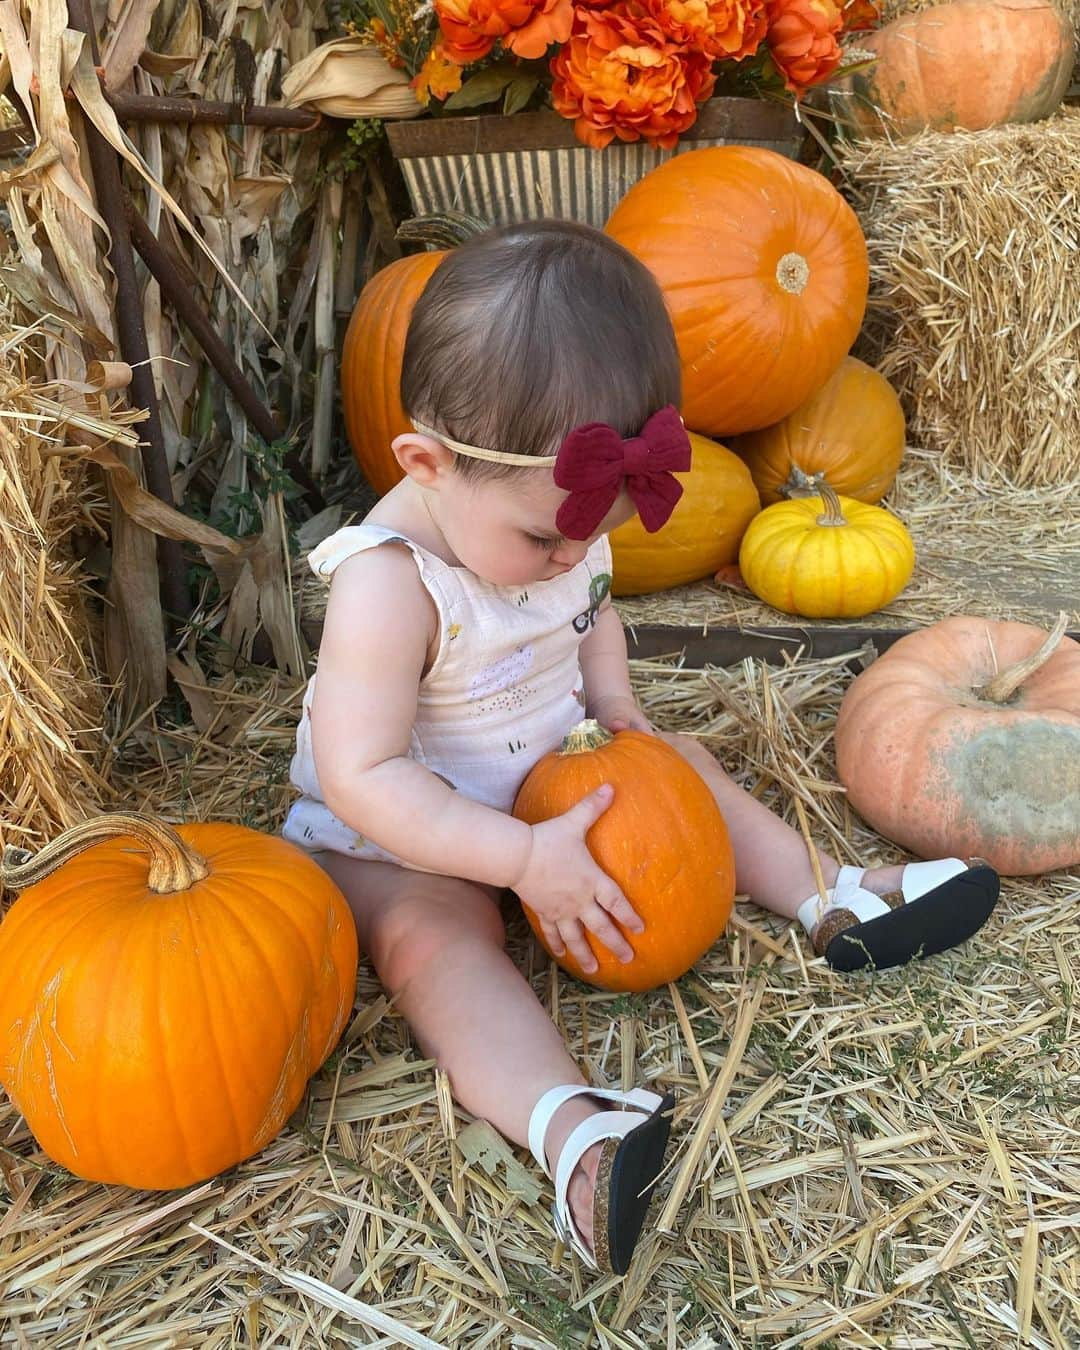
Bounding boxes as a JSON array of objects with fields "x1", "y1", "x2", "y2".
[{"x1": 513, "y1": 720, "x2": 735, "y2": 992}]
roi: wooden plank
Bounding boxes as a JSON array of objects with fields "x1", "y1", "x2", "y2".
[
  {"x1": 386, "y1": 99, "x2": 799, "y2": 159},
  {"x1": 299, "y1": 619, "x2": 1079, "y2": 669}
]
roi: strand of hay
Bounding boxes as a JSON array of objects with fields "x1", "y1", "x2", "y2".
[
  {"x1": 2, "y1": 649, "x2": 1075, "y2": 1344},
  {"x1": 0, "y1": 319, "x2": 115, "y2": 854},
  {"x1": 843, "y1": 110, "x2": 1080, "y2": 488}
]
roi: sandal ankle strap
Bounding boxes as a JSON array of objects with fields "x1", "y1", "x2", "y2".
[{"x1": 527, "y1": 1083, "x2": 665, "y2": 1174}]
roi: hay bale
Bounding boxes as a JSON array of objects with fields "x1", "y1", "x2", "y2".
[
  {"x1": 843, "y1": 109, "x2": 1080, "y2": 488},
  {"x1": 0, "y1": 315, "x2": 114, "y2": 854}
]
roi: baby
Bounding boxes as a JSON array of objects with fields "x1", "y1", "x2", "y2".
[{"x1": 284, "y1": 220, "x2": 999, "y2": 1276}]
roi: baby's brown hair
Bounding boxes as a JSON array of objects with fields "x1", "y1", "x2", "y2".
[{"x1": 400, "y1": 219, "x2": 681, "y2": 479}]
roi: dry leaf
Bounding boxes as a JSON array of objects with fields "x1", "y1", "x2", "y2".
[{"x1": 280, "y1": 39, "x2": 422, "y2": 120}]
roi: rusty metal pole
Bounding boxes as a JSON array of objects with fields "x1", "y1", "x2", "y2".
[{"x1": 67, "y1": 0, "x2": 190, "y2": 622}]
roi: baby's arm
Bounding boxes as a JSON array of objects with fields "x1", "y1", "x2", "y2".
[
  {"x1": 579, "y1": 601, "x2": 653, "y2": 734},
  {"x1": 310, "y1": 545, "x2": 532, "y2": 887}
]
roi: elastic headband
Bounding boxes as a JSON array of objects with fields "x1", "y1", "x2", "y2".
[{"x1": 411, "y1": 421, "x2": 557, "y2": 467}]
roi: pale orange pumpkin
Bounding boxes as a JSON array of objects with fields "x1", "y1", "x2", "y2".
[
  {"x1": 341, "y1": 215, "x2": 486, "y2": 496},
  {"x1": 609, "y1": 433, "x2": 760, "y2": 595},
  {"x1": 0, "y1": 815, "x2": 358, "y2": 1188},
  {"x1": 605, "y1": 146, "x2": 869, "y2": 437},
  {"x1": 835, "y1": 0, "x2": 1075, "y2": 138},
  {"x1": 512, "y1": 721, "x2": 735, "y2": 992},
  {"x1": 732, "y1": 356, "x2": 905, "y2": 506},
  {"x1": 834, "y1": 615, "x2": 1080, "y2": 875}
]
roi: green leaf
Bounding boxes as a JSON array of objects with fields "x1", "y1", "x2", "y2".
[
  {"x1": 443, "y1": 65, "x2": 519, "y2": 111},
  {"x1": 502, "y1": 72, "x2": 539, "y2": 116}
]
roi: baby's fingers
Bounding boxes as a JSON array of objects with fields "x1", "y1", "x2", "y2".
[
  {"x1": 597, "y1": 879, "x2": 644, "y2": 935},
  {"x1": 538, "y1": 916, "x2": 565, "y2": 958},
  {"x1": 557, "y1": 918, "x2": 599, "y2": 975},
  {"x1": 582, "y1": 900, "x2": 637, "y2": 964}
]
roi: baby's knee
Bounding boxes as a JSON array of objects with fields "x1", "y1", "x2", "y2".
[
  {"x1": 370, "y1": 879, "x2": 505, "y2": 991},
  {"x1": 659, "y1": 730, "x2": 715, "y2": 771}
]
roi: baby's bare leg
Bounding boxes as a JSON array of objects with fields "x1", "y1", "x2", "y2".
[
  {"x1": 658, "y1": 732, "x2": 841, "y2": 919},
  {"x1": 317, "y1": 854, "x2": 605, "y2": 1243}
]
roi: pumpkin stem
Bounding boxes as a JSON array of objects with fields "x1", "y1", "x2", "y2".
[
  {"x1": 395, "y1": 211, "x2": 491, "y2": 251},
  {"x1": 814, "y1": 483, "x2": 848, "y2": 527},
  {"x1": 977, "y1": 612, "x2": 1069, "y2": 704},
  {"x1": 0, "y1": 812, "x2": 210, "y2": 896},
  {"x1": 559, "y1": 719, "x2": 615, "y2": 755},
  {"x1": 783, "y1": 464, "x2": 827, "y2": 500}
]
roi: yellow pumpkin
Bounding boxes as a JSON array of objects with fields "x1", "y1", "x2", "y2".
[
  {"x1": 731, "y1": 357, "x2": 906, "y2": 506},
  {"x1": 609, "y1": 433, "x2": 760, "y2": 596},
  {"x1": 738, "y1": 485, "x2": 915, "y2": 618}
]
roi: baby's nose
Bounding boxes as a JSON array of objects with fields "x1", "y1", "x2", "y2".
[{"x1": 550, "y1": 539, "x2": 589, "y2": 567}]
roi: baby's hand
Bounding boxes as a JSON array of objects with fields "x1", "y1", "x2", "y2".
[
  {"x1": 510, "y1": 785, "x2": 645, "y2": 974},
  {"x1": 589, "y1": 694, "x2": 654, "y2": 736}
]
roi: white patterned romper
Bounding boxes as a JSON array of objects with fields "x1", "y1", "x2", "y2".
[{"x1": 283, "y1": 524, "x2": 614, "y2": 867}]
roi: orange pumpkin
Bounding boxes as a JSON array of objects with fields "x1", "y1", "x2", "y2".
[
  {"x1": 834, "y1": 615, "x2": 1080, "y2": 876},
  {"x1": 341, "y1": 250, "x2": 443, "y2": 496},
  {"x1": 732, "y1": 357, "x2": 905, "y2": 506},
  {"x1": 605, "y1": 146, "x2": 869, "y2": 437},
  {"x1": 609, "y1": 433, "x2": 760, "y2": 595},
  {"x1": 512, "y1": 721, "x2": 735, "y2": 992},
  {"x1": 341, "y1": 215, "x2": 487, "y2": 496},
  {"x1": 835, "y1": 0, "x2": 1075, "y2": 138},
  {"x1": 0, "y1": 814, "x2": 358, "y2": 1188}
]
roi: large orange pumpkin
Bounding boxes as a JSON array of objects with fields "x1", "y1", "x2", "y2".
[
  {"x1": 0, "y1": 814, "x2": 358, "y2": 1188},
  {"x1": 512, "y1": 721, "x2": 735, "y2": 992},
  {"x1": 731, "y1": 356, "x2": 905, "y2": 506},
  {"x1": 609, "y1": 433, "x2": 760, "y2": 595},
  {"x1": 341, "y1": 215, "x2": 487, "y2": 495},
  {"x1": 835, "y1": 0, "x2": 1075, "y2": 138},
  {"x1": 834, "y1": 615, "x2": 1080, "y2": 876},
  {"x1": 605, "y1": 146, "x2": 869, "y2": 437}
]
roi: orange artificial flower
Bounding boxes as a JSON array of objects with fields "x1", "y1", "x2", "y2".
[
  {"x1": 765, "y1": 0, "x2": 843, "y2": 93},
  {"x1": 551, "y1": 5, "x2": 716, "y2": 149},
  {"x1": 645, "y1": 0, "x2": 767, "y2": 61},
  {"x1": 840, "y1": 0, "x2": 878, "y2": 30},
  {"x1": 435, "y1": 0, "x2": 571, "y2": 63},
  {"x1": 412, "y1": 43, "x2": 465, "y2": 102},
  {"x1": 506, "y1": 0, "x2": 574, "y2": 57}
]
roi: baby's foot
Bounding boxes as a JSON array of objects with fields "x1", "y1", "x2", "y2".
[
  {"x1": 544, "y1": 1099, "x2": 604, "y2": 1256},
  {"x1": 797, "y1": 858, "x2": 999, "y2": 971}
]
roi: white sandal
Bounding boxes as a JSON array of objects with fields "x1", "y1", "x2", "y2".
[
  {"x1": 798, "y1": 858, "x2": 999, "y2": 971},
  {"x1": 527, "y1": 1083, "x2": 675, "y2": 1275}
]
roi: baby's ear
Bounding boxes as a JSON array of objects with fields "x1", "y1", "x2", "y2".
[{"x1": 392, "y1": 432, "x2": 455, "y2": 486}]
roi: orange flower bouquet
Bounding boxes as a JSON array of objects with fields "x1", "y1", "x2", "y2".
[{"x1": 347, "y1": 0, "x2": 880, "y2": 148}]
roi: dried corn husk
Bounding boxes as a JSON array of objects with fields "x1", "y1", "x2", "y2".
[{"x1": 281, "y1": 38, "x2": 423, "y2": 120}]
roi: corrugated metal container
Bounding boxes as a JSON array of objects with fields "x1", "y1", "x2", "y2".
[{"x1": 386, "y1": 100, "x2": 805, "y2": 229}]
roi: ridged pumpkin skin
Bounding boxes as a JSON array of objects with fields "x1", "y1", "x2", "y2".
[
  {"x1": 738, "y1": 489, "x2": 914, "y2": 618},
  {"x1": 0, "y1": 821, "x2": 358, "y2": 1188},
  {"x1": 605, "y1": 147, "x2": 869, "y2": 437},
  {"x1": 513, "y1": 723, "x2": 735, "y2": 992},
  {"x1": 609, "y1": 433, "x2": 760, "y2": 596},
  {"x1": 341, "y1": 249, "x2": 444, "y2": 495},
  {"x1": 834, "y1": 617, "x2": 1080, "y2": 875},
  {"x1": 732, "y1": 357, "x2": 905, "y2": 506},
  {"x1": 837, "y1": 0, "x2": 1075, "y2": 138}
]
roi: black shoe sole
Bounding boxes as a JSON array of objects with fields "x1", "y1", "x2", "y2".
[
  {"x1": 595, "y1": 1091, "x2": 675, "y2": 1276},
  {"x1": 825, "y1": 866, "x2": 1000, "y2": 973}
]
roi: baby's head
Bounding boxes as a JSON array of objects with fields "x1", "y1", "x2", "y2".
[{"x1": 393, "y1": 219, "x2": 683, "y2": 586}]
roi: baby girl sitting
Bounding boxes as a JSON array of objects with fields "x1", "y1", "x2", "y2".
[{"x1": 284, "y1": 220, "x2": 998, "y2": 1275}]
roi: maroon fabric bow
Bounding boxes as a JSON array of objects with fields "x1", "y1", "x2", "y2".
[{"x1": 553, "y1": 405, "x2": 692, "y2": 540}]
